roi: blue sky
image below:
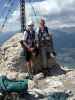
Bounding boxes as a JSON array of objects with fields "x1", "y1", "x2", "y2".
[{"x1": 0, "y1": 0, "x2": 75, "y2": 32}]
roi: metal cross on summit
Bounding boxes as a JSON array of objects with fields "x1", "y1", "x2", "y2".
[{"x1": 20, "y1": 0, "x2": 26, "y2": 32}]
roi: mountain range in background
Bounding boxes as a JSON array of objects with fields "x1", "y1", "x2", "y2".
[
  {"x1": 50, "y1": 26, "x2": 75, "y2": 68},
  {"x1": 0, "y1": 26, "x2": 75, "y2": 68},
  {"x1": 51, "y1": 26, "x2": 75, "y2": 49}
]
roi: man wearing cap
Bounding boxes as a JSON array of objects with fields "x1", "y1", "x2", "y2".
[
  {"x1": 23, "y1": 20, "x2": 36, "y2": 75},
  {"x1": 37, "y1": 18, "x2": 56, "y2": 75}
]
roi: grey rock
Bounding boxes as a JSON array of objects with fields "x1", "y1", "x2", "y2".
[
  {"x1": 18, "y1": 72, "x2": 30, "y2": 80},
  {"x1": 34, "y1": 73, "x2": 44, "y2": 80}
]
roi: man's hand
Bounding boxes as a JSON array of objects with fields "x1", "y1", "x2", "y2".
[
  {"x1": 36, "y1": 43, "x2": 39, "y2": 48},
  {"x1": 50, "y1": 51, "x2": 56, "y2": 58},
  {"x1": 52, "y1": 51, "x2": 56, "y2": 56},
  {"x1": 28, "y1": 48, "x2": 34, "y2": 52}
]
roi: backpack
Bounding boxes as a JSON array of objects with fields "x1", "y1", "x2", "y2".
[
  {"x1": 38, "y1": 27, "x2": 50, "y2": 47},
  {"x1": 38, "y1": 27, "x2": 50, "y2": 41}
]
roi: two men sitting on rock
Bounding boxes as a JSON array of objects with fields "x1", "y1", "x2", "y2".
[{"x1": 21, "y1": 18, "x2": 56, "y2": 76}]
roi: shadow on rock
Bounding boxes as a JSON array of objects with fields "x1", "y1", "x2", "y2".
[
  {"x1": 15, "y1": 50, "x2": 69, "y2": 76},
  {"x1": 19, "y1": 92, "x2": 45, "y2": 100},
  {"x1": 48, "y1": 92, "x2": 69, "y2": 100},
  {"x1": 47, "y1": 64, "x2": 66, "y2": 76}
]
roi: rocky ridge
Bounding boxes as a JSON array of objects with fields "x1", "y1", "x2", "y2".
[{"x1": 0, "y1": 33, "x2": 75, "y2": 100}]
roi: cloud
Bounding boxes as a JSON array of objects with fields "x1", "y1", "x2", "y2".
[
  {"x1": 0, "y1": 18, "x2": 4, "y2": 23},
  {"x1": 4, "y1": 3, "x2": 10, "y2": 8},
  {"x1": 31, "y1": 0, "x2": 61, "y2": 15},
  {"x1": 31, "y1": 0, "x2": 75, "y2": 15},
  {"x1": 2, "y1": 0, "x2": 75, "y2": 32},
  {"x1": 3, "y1": 3, "x2": 32, "y2": 32},
  {"x1": 8, "y1": 10, "x2": 20, "y2": 23},
  {"x1": 4, "y1": 9, "x2": 20, "y2": 32}
]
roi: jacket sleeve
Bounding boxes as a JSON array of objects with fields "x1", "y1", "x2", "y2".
[
  {"x1": 50, "y1": 33, "x2": 54, "y2": 51},
  {"x1": 23, "y1": 31, "x2": 27, "y2": 41},
  {"x1": 22, "y1": 31, "x2": 30, "y2": 49},
  {"x1": 49, "y1": 32, "x2": 56, "y2": 56}
]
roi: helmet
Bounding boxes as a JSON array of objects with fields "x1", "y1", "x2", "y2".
[{"x1": 27, "y1": 20, "x2": 34, "y2": 26}]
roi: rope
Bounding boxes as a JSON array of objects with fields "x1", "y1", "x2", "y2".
[
  {"x1": 0, "y1": 0, "x2": 15, "y2": 32},
  {"x1": 0, "y1": 0, "x2": 17, "y2": 68},
  {"x1": 28, "y1": 0, "x2": 40, "y2": 24},
  {"x1": 0, "y1": 0, "x2": 12, "y2": 20},
  {"x1": 29, "y1": 0, "x2": 37, "y2": 17}
]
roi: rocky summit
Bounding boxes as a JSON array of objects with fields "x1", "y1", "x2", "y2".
[{"x1": 0, "y1": 33, "x2": 75, "y2": 100}]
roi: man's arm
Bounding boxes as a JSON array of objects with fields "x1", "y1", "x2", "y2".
[
  {"x1": 23, "y1": 31, "x2": 34, "y2": 52},
  {"x1": 49, "y1": 33, "x2": 54, "y2": 50},
  {"x1": 35, "y1": 28, "x2": 39, "y2": 47},
  {"x1": 23, "y1": 31, "x2": 30, "y2": 49},
  {"x1": 23, "y1": 41, "x2": 30, "y2": 49},
  {"x1": 49, "y1": 32, "x2": 56, "y2": 56}
]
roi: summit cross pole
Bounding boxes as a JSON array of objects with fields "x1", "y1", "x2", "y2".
[{"x1": 20, "y1": 0, "x2": 26, "y2": 32}]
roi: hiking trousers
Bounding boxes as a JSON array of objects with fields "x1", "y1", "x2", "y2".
[{"x1": 40, "y1": 47, "x2": 52, "y2": 69}]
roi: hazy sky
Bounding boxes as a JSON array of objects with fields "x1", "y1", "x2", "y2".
[{"x1": 0, "y1": 0, "x2": 75, "y2": 32}]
